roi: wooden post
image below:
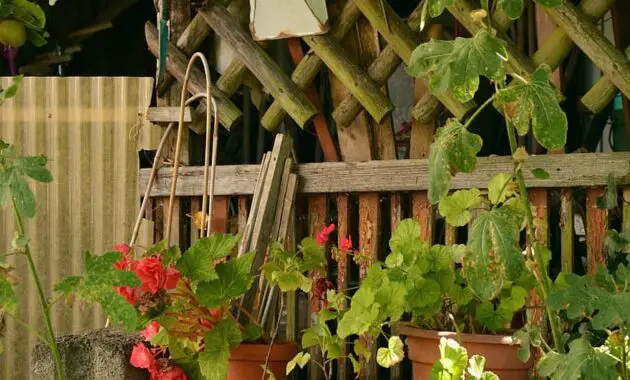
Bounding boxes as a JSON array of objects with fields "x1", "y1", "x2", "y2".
[
  {"x1": 586, "y1": 188, "x2": 608, "y2": 276},
  {"x1": 199, "y1": 3, "x2": 318, "y2": 127},
  {"x1": 528, "y1": 189, "x2": 548, "y2": 336},
  {"x1": 336, "y1": 193, "x2": 350, "y2": 380}
]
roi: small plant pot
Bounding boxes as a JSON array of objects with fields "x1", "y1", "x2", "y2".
[
  {"x1": 228, "y1": 341, "x2": 298, "y2": 380},
  {"x1": 400, "y1": 326, "x2": 533, "y2": 380}
]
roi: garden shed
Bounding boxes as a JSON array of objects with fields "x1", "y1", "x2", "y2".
[{"x1": 2, "y1": 0, "x2": 630, "y2": 379}]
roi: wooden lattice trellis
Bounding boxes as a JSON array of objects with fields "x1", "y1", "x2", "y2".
[{"x1": 142, "y1": 1, "x2": 630, "y2": 379}]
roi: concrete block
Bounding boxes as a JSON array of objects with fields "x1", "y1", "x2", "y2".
[{"x1": 32, "y1": 328, "x2": 148, "y2": 380}]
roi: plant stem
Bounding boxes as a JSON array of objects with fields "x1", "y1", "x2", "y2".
[
  {"x1": 504, "y1": 123, "x2": 565, "y2": 354},
  {"x1": 463, "y1": 94, "x2": 497, "y2": 129},
  {"x1": 11, "y1": 198, "x2": 65, "y2": 379},
  {"x1": 260, "y1": 295, "x2": 284, "y2": 380}
]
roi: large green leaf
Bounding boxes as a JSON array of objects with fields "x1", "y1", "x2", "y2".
[
  {"x1": 199, "y1": 319, "x2": 242, "y2": 380},
  {"x1": 539, "y1": 339, "x2": 617, "y2": 380},
  {"x1": 438, "y1": 189, "x2": 482, "y2": 227},
  {"x1": 12, "y1": 0, "x2": 46, "y2": 30},
  {"x1": 498, "y1": 0, "x2": 524, "y2": 19},
  {"x1": 0, "y1": 275, "x2": 16, "y2": 314},
  {"x1": 408, "y1": 30, "x2": 507, "y2": 103},
  {"x1": 428, "y1": 119, "x2": 483, "y2": 203},
  {"x1": 389, "y1": 219, "x2": 429, "y2": 267},
  {"x1": 196, "y1": 252, "x2": 254, "y2": 308},
  {"x1": 464, "y1": 207, "x2": 524, "y2": 300},
  {"x1": 487, "y1": 173, "x2": 515, "y2": 205},
  {"x1": 375, "y1": 279, "x2": 407, "y2": 321},
  {"x1": 286, "y1": 352, "x2": 310, "y2": 375},
  {"x1": 429, "y1": 338, "x2": 468, "y2": 380},
  {"x1": 497, "y1": 65, "x2": 567, "y2": 150},
  {"x1": 337, "y1": 287, "x2": 380, "y2": 339},
  {"x1": 408, "y1": 278, "x2": 441, "y2": 310},
  {"x1": 476, "y1": 302, "x2": 512, "y2": 332},
  {"x1": 176, "y1": 234, "x2": 241, "y2": 282}
]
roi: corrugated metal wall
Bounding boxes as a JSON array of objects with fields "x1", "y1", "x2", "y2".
[{"x1": 0, "y1": 77, "x2": 159, "y2": 380}]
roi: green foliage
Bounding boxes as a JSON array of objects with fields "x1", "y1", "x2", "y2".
[
  {"x1": 408, "y1": 30, "x2": 507, "y2": 103},
  {"x1": 438, "y1": 189, "x2": 481, "y2": 227},
  {"x1": 597, "y1": 173, "x2": 618, "y2": 210},
  {"x1": 198, "y1": 319, "x2": 242, "y2": 380},
  {"x1": 425, "y1": 0, "x2": 454, "y2": 18},
  {"x1": 286, "y1": 352, "x2": 310, "y2": 375},
  {"x1": 427, "y1": 119, "x2": 483, "y2": 203},
  {"x1": 337, "y1": 287, "x2": 380, "y2": 339},
  {"x1": 261, "y1": 238, "x2": 327, "y2": 293},
  {"x1": 389, "y1": 219, "x2": 429, "y2": 266},
  {"x1": 376, "y1": 336, "x2": 404, "y2": 368},
  {"x1": 498, "y1": 0, "x2": 524, "y2": 19},
  {"x1": 0, "y1": 0, "x2": 48, "y2": 46},
  {"x1": 195, "y1": 252, "x2": 254, "y2": 308},
  {"x1": 54, "y1": 251, "x2": 140, "y2": 329},
  {"x1": 537, "y1": 338, "x2": 617, "y2": 380},
  {"x1": 496, "y1": 65, "x2": 567, "y2": 150},
  {"x1": 176, "y1": 234, "x2": 240, "y2": 283},
  {"x1": 465, "y1": 206, "x2": 524, "y2": 300},
  {"x1": 487, "y1": 173, "x2": 515, "y2": 205},
  {"x1": 531, "y1": 168, "x2": 550, "y2": 179},
  {"x1": 0, "y1": 272, "x2": 17, "y2": 314},
  {"x1": 429, "y1": 338, "x2": 500, "y2": 380}
]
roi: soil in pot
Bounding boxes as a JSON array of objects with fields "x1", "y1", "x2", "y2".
[
  {"x1": 228, "y1": 341, "x2": 297, "y2": 380},
  {"x1": 400, "y1": 326, "x2": 533, "y2": 380}
]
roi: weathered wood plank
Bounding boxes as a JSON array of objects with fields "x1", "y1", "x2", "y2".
[
  {"x1": 140, "y1": 153, "x2": 630, "y2": 196},
  {"x1": 336, "y1": 193, "x2": 350, "y2": 380},
  {"x1": 237, "y1": 196, "x2": 249, "y2": 234},
  {"x1": 146, "y1": 107, "x2": 193, "y2": 123},
  {"x1": 199, "y1": 3, "x2": 318, "y2": 127},
  {"x1": 211, "y1": 196, "x2": 230, "y2": 233},
  {"x1": 560, "y1": 189, "x2": 574, "y2": 274},
  {"x1": 359, "y1": 193, "x2": 380, "y2": 380},
  {"x1": 586, "y1": 187, "x2": 608, "y2": 276}
]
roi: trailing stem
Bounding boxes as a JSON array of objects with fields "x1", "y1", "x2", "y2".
[
  {"x1": 11, "y1": 198, "x2": 65, "y2": 380},
  {"x1": 504, "y1": 122, "x2": 565, "y2": 354}
]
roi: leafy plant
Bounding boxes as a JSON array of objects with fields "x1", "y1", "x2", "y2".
[
  {"x1": 0, "y1": 0, "x2": 49, "y2": 47},
  {"x1": 430, "y1": 337, "x2": 499, "y2": 380}
]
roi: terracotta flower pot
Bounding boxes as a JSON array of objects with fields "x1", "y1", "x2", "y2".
[
  {"x1": 228, "y1": 342, "x2": 297, "y2": 380},
  {"x1": 400, "y1": 326, "x2": 533, "y2": 380}
]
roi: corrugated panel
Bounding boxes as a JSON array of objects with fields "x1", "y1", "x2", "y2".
[{"x1": 0, "y1": 77, "x2": 159, "y2": 380}]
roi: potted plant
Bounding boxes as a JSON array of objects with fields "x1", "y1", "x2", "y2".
[{"x1": 55, "y1": 232, "x2": 326, "y2": 380}]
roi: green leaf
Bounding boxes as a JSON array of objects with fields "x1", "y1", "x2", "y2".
[
  {"x1": 337, "y1": 287, "x2": 380, "y2": 339},
  {"x1": 596, "y1": 173, "x2": 617, "y2": 209},
  {"x1": 177, "y1": 234, "x2": 240, "y2": 282},
  {"x1": 17, "y1": 155, "x2": 52, "y2": 183},
  {"x1": 465, "y1": 207, "x2": 524, "y2": 300},
  {"x1": 498, "y1": 0, "x2": 524, "y2": 19},
  {"x1": 261, "y1": 365, "x2": 276, "y2": 380},
  {"x1": 12, "y1": 0, "x2": 46, "y2": 30},
  {"x1": 429, "y1": 338, "x2": 468, "y2": 380},
  {"x1": 390, "y1": 219, "x2": 429, "y2": 267},
  {"x1": 499, "y1": 286, "x2": 527, "y2": 313},
  {"x1": 407, "y1": 30, "x2": 507, "y2": 103},
  {"x1": 385, "y1": 251, "x2": 404, "y2": 268},
  {"x1": 286, "y1": 352, "x2": 310, "y2": 375},
  {"x1": 488, "y1": 173, "x2": 515, "y2": 204},
  {"x1": 242, "y1": 323, "x2": 263, "y2": 342},
  {"x1": 605, "y1": 229, "x2": 630, "y2": 255},
  {"x1": 375, "y1": 279, "x2": 407, "y2": 321},
  {"x1": 408, "y1": 278, "x2": 441, "y2": 309},
  {"x1": 300, "y1": 237, "x2": 327, "y2": 270},
  {"x1": 209, "y1": 319, "x2": 242, "y2": 348},
  {"x1": 536, "y1": 351, "x2": 563, "y2": 377},
  {"x1": 196, "y1": 252, "x2": 254, "y2": 308},
  {"x1": 417, "y1": 245, "x2": 454, "y2": 274},
  {"x1": 531, "y1": 168, "x2": 550, "y2": 180},
  {"x1": 428, "y1": 119, "x2": 483, "y2": 203},
  {"x1": 199, "y1": 319, "x2": 242, "y2": 380},
  {"x1": 476, "y1": 302, "x2": 512, "y2": 332},
  {"x1": 426, "y1": 0, "x2": 454, "y2": 17},
  {"x1": 354, "y1": 339, "x2": 371, "y2": 361},
  {"x1": 53, "y1": 276, "x2": 81, "y2": 296},
  {"x1": 438, "y1": 189, "x2": 482, "y2": 227},
  {"x1": 376, "y1": 336, "x2": 404, "y2": 368},
  {"x1": 0, "y1": 275, "x2": 17, "y2": 314},
  {"x1": 552, "y1": 339, "x2": 617, "y2": 380},
  {"x1": 11, "y1": 179, "x2": 36, "y2": 218},
  {"x1": 1, "y1": 76, "x2": 22, "y2": 100},
  {"x1": 497, "y1": 65, "x2": 567, "y2": 150},
  {"x1": 301, "y1": 329, "x2": 320, "y2": 349},
  {"x1": 467, "y1": 355, "x2": 486, "y2": 378}
]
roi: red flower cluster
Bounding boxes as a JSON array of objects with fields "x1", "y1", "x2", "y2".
[
  {"x1": 339, "y1": 236, "x2": 353, "y2": 252},
  {"x1": 113, "y1": 243, "x2": 180, "y2": 305},
  {"x1": 316, "y1": 224, "x2": 335, "y2": 245},
  {"x1": 131, "y1": 322, "x2": 187, "y2": 380}
]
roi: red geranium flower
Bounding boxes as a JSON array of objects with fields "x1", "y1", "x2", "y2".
[
  {"x1": 135, "y1": 257, "x2": 167, "y2": 294},
  {"x1": 152, "y1": 365, "x2": 187, "y2": 380},
  {"x1": 114, "y1": 243, "x2": 132, "y2": 270},
  {"x1": 141, "y1": 321, "x2": 161, "y2": 341},
  {"x1": 164, "y1": 267, "x2": 180, "y2": 290},
  {"x1": 130, "y1": 343, "x2": 157, "y2": 371},
  {"x1": 339, "y1": 236, "x2": 353, "y2": 252},
  {"x1": 116, "y1": 286, "x2": 138, "y2": 305},
  {"x1": 316, "y1": 224, "x2": 335, "y2": 245}
]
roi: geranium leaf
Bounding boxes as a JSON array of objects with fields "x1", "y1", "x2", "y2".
[
  {"x1": 476, "y1": 302, "x2": 512, "y2": 332},
  {"x1": 300, "y1": 237, "x2": 326, "y2": 270},
  {"x1": 198, "y1": 345, "x2": 230, "y2": 380},
  {"x1": 438, "y1": 188, "x2": 482, "y2": 226},
  {"x1": 375, "y1": 280, "x2": 407, "y2": 322},
  {"x1": 465, "y1": 207, "x2": 524, "y2": 300},
  {"x1": 376, "y1": 336, "x2": 404, "y2": 368},
  {"x1": 488, "y1": 173, "x2": 515, "y2": 204},
  {"x1": 389, "y1": 219, "x2": 429, "y2": 267},
  {"x1": 497, "y1": 65, "x2": 567, "y2": 149},
  {"x1": 286, "y1": 352, "x2": 310, "y2": 375},
  {"x1": 498, "y1": 0, "x2": 524, "y2": 19},
  {"x1": 176, "y1": 234, "x2": 241, "y2": 282},
  {"x1": 408, "y1": 30, "x2": 507, "y2": 102},
  {"x1": 426, "y1": 0, "x2": 454, "y2": 17},
  {"x1": 429, "y1": 338, "x2": 468, "y2": 380},
  {"x1": 337, "y1": 287, "x2": 380, "y2": 339},
  {"x1": 408, "y1": 278, "x2": 441, "y2": 309},
  {"x1": 468, "y1": 355, "x2": 486, "y2": 378},
  {"x1": 556, "y1": 339, "x2": 617, "y2": 380},
  {"x1": 428, "y1": 119, "x2": 483, "y2": 203},
  {"x1": 531, "y1": 168, "x2": 550, "y2": 179},
  {"x1": 196, "y1": 252, "x2": 254, "y2": 308}
]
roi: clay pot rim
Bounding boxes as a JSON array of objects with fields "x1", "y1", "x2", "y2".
[
  {"x1": 398, "y1": 325, "x2": 520, "y2": 346},
  {"x1": 229, "y1": 341, "x2": 298, "y2": 362}
]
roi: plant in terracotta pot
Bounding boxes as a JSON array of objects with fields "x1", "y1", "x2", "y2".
[{"x1": 56, "y1": 232, "x2": 326, "y2": 380}]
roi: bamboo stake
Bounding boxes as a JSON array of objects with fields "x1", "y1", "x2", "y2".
[{"x1": 199, "y1": 3, "x2": 318, "y2": 127}]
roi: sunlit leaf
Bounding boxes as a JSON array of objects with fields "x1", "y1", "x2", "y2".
[
  {"x1": 488, "y1": 173, "x2": 515, "y2": 204},
  {"x1": 176, "y1": 234, "x2": 241, "y2": 282},
  {"x1": 196, "y1": 252, "x2": 254, "y2": 308},
  {"x1": 497, "y1": 65, "x2": 567, "y2": 150},
  {"x1": 429, "y1": 338, "x2": 468, "y2": 380},
  {"x1": 376, "y1": 336, "x2": 404, "y2": 368},
  {"x1": 286, "y1": 352, "x2": 310, "y2": 375},
  {"x1": 438, "y1": 189, "x2": 482, "y2": 226}
]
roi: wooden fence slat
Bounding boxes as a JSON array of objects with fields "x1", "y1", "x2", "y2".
[
  {"x1": 560, "y1": 189, "x2": 574, "y2": 274},
  {"x1": 237, "y1": 196, "x2": 249, "y2": 234},
  {"x1": 308, "y1": 194, "x2": 328, "y2": 380},
  {"x1": 140, "y1": 153, "x2": 630, "y2": 197},
  {"x1": 190, "y1": 197, "x2": 201, "y2": 244},
  {"x1": 586, "y1": 187, "x2": 608, "y2": 276},
  {"x1": 211, "y1": 196, "x2": 230, "y2": 233},
  {"x1": 528, "y1": 189, "x2": 548, "y2": 336},
  {"x1": 336, "y1": 193, "x2": 350, "y2": 380},
  {"x1": 359, "y1": 193, "x2": 380, "y2": 380}
]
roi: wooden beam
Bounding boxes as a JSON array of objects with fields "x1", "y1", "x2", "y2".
[
  {"x1": 541, "y1": 1, "x2": 630, "y2": 100},
  {"x1": 145, "y1": 22, "x2": 242, "y2": 130},
  {"x1": 581, "y1": 47, "x2": 630, "y2": 113},
  {"x1": 199, "y1": 3, "x2": 318, "y2": 127},
  {"x1": 146, "y1": 107, "x2": 193, "y2": 123},
  {"x1": 586, "y1": 187, "x2": 608, "y2": 276},
  {"x1": 139, "y1": 153, "x2": 630, "y2": 197}
]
